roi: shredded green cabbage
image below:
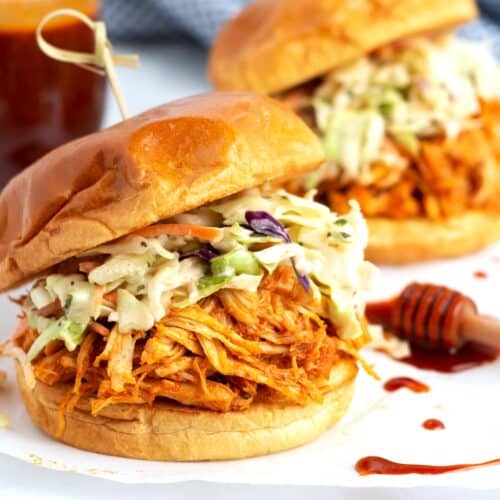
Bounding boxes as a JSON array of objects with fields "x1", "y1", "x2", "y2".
[
  {"x1": 27, "y1": 319, "x2": 87, "y2": 362},
  {"x1": 117, "y1": 289, "x2": 154, "y2": 333},
  {"x1": 211, "y1": 247, "x2": 262, "y2": 277}
]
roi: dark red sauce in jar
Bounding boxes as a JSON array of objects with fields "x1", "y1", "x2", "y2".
[{"x1": 0, "y1": 0, "x2": 105, "y2": 187}]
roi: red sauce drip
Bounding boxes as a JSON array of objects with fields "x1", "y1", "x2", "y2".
[
  {"x1": 401, "y1": 342, "x2": 499, "y2": 373},
  {"x1": 355, "y1": 456, "x2": 500, "y2": 476},
  {"x1": 422, "y1": 418, "x2": 445, "y2": 430},
  {"x1": 474, "y1": 270, "x2": 488, "y2": 279},
  {"x1": 383, "y1": 377, "x2": 429, "y2": 393}
]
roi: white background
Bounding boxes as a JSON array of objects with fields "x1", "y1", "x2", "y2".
[{"x1": 0, "y1": 41, "x2": 498, "y2": 500}]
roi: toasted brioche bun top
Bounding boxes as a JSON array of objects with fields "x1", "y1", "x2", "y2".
[
  {"x1": 0, "y1": 92, "x2": 324, "y2": 291},
  {"x1": 209, "y1": 0, "x2": 478, "y2": 94}
]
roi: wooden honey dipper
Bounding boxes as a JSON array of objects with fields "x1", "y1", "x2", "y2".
[{"x1": 366, "y1": 282, "x2": 500, "y2": 350}]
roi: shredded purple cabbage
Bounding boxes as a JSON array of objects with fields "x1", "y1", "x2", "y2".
[
  {"x1": 292, "y1": 261, "x2": 311, "y2": 293},
  {"x1": 244, "y1": 210, "x2": 311, "y2": 293},
  {"x1": 180, "y1": 247, "x2": 219, "y2": 261},
  {"x1": 245, "y1": 211, "x2": 291, "y2": 243}
]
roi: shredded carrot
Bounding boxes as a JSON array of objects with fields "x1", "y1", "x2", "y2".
[
  {"x1": 103, "y1": 291, "x2": 118, "y2": 307},
  {"x1": 78, "y1": 258, "x2": 104, "y2": 273},
  {"x1": 89, "y1": 322, "x2": 110, "y2": 337},
  {"x1": 90, "y1": 285, "x2": 104, "y2": 319},
  {"x1": 36, "y1": 299, "x2": 62, "y2": 318},
  {"x1": 281, "y1": 88, "x2": 311, "y2": 110},
  {"x1": 133, "y1": 223, "x2": 222, "y2": 241}
]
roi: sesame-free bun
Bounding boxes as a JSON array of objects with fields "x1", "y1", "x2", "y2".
[
  {"x1": 0, "y1": 92, "x2": 324, "y2": 292},
  {"x1": 209, "y1": 0, "x2": 478, "y2": 94},
  {"x1": 366, "y1": 211, "x2": 500, "y2": 264},
  {"x1": 16, "y1": 358, "x2": 357, "y2": 461}
]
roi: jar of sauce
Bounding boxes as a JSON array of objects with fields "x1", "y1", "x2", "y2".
[{"x1": 0, "y1": 0, "x2": 105, "y2": 187}]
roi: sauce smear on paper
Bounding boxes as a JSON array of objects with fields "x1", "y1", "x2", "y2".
[
  {"x1": 355, "y1": 456, "x2": 500, "y2": 475},
  {"x1": 383, "y1": 377, "x2": 429, "y2": 393},
  {"x1": 400, "y1": 343, "x2": 498, "y2": 373},
  {"x1": 474, "y1": 270, "x2": 488, "y2": 279},
  {"x1": 422, "y1": 418, "x2": 445, "y2": 430}
]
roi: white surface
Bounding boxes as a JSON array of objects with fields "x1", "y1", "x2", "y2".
[
  {"x1": 0, "y1": 41, "x2": 499, "y2": 499},
  {"x1": 102, "y1": 41, "x2": 210, "y2": 127}
]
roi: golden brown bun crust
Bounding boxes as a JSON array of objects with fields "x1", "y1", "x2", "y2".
[
  {"x1": 209, "y1": 0, "x2": 478, "y2": 94},
  {"x1": 366, "y1": 211, "x2": 500, "y2": 264},
  {"x1": 16, "y1": 359, "x2": 357, "y2": 461},
  {"x1": 0, "y1": 92, "x2": 324, "y2": 292}
]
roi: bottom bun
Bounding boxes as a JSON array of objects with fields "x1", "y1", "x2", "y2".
[
  {"x1": 366, "y1": 210, "x2": 500, "y2": 264},
  {"x1": 16, "y1": 358, "x2": 357, "y2": 461}
]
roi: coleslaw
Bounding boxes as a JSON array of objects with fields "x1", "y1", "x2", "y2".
[
  {"x1": 23, "y1": 189, "x2": 377, "y2": 360},
  {"x1": 313, "y1": 36, "x2": 500, "y2": 184}
]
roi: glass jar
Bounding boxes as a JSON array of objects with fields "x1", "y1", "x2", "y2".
[{"x1": 0, "y1": 0, "x2": 105, "y2": 186}]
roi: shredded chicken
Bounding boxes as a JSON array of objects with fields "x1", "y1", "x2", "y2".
[
  {"x1": 14, "y1": 266, "x2": 362, "y2": 434},
  {"x1": 36, "y1": 299, "x2": 63, "y2": 318},
  {"x1": 0, "y1": 341, "x2": 36, "y2": 390},
  {"x1": 287, "y1": 101, "x2": 500, "y2": 220}
]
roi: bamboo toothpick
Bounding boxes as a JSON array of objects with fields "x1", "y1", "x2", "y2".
[{"x1": 36, "y1": 8, "x2": 139, "y2": 120}]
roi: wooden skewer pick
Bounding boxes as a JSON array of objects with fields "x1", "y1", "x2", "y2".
[{"x1": 36, "y1": 8, "x2": 139, "y2": 119}]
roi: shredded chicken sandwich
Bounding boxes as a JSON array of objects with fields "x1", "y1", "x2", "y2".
[
  {"x1": 11, "y1": 189, "x2": 376, "y2": 435},
  {"x1": 283, "y1": 36, "x2": 500, "y2": 220}
]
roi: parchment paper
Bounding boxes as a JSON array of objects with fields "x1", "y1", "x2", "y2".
[{"x1": 0, "y1": 245, "x2": 499, "y2": 488}]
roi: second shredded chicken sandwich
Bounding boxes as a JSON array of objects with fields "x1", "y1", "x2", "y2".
[{"x1": 210, "y1": 0, "x2": 500, "y2": 263}]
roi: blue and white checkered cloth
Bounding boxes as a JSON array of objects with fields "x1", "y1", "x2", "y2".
[
  {"x1": 103, "y1": 0, "x2": 500, "y2": 57},
  {"x1": 102, "y1": 0, "x2": 247, "y2": 45}
]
